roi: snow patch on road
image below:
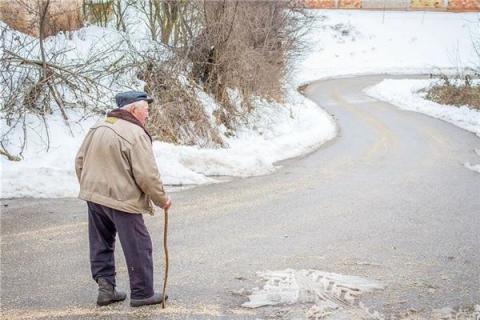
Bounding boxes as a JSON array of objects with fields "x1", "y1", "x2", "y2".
[
  {"x1": 465, "y1": 163, "x2": 480, "y2": 173},
  {"x1": 242, "y1": 269, "x2": 383, "y2": 319}
]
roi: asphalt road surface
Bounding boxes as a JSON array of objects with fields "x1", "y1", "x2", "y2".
[{"x1": 2, "y1": 75, "x2": 479, "y2": 319}]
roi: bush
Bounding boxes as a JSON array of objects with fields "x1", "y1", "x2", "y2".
[
  {"x1": 426, "y1": 75, "x2": 480, "y2": 111},
  {"x1": 188, "y1": 1, "x2": 310, "y2": 129}
]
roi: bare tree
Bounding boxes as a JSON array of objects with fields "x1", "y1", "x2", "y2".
[
  {"x1": 112, "y1": 0, "x2": 130, "y2": 32},
  {"x1": 132, "y1": 0, "x2": 191, "y2": 45}
]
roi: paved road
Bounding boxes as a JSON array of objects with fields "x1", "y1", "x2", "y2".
[{"x1": 2, "y1": 75, "x2": 479, "y2": 319}]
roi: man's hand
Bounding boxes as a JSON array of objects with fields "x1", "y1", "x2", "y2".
[{"x1": 162, "y1": 198, "x2": 172, "y2": 210}]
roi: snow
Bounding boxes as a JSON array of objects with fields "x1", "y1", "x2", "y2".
[
  {"x1": 242, "y1": 269, "x2": 383, "y2": 308},
  {"x1": 162, "y1": 89, "x2": 335, "y2": 178},
  {"x1": 364, "y1": 78, "x2": 480, "y2": 173},
  {"x1": 0, "y1": 21, "x2": 147, "y2": 109},
  {"x1": 242, "y1": 269, "x2": 383, "y2": 319},
  {"x1": 466, "y1": 147, "x2": 480, "y2": 173},
  {"x1": 1, "y1": 113, "x2": 99, "y2": 198},
  {"x1": 296, "y1": 10, "x2": 480, "y2": 86},
  {"x1": 2, "y1": 10, "x2": 480, "y2": 198}
]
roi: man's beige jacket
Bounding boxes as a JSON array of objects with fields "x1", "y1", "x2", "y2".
[{"x1": 75, "y1": 117, "x2": 168, "y2": 215}]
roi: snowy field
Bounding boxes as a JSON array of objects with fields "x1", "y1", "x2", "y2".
[
  {"x1": 296, "y1": 10, "x2": 479, "y2": 85},
  {"x1": 1, "y1": 10, "x2": 480, "y2": 198}
]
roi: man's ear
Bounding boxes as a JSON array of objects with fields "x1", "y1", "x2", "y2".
[{"x1": 127, "y1": 103, "x2": 136, "y2": 112}]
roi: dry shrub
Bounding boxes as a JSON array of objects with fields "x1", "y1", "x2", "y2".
[
  {"x1": 0, "y1": 0, "x2": 83, "y2": 38},
  {"x1": 426, "y1": 75, "x2": 480, "y2": 111},
  {"x1": 189, "y1": 0, "x2": 309, "y2": 129},
  {"x1": 139, "y1": 60, "x2": 224, "y2": 148}
]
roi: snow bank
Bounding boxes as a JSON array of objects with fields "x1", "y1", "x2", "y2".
[
  {"x1": 1, "y1": 114, "x2": 99, "y2": 198},
  {"x1": 0, "y1": 21, "x2": 148, "y2": 110},
  {"x1": 155, "y1": 88, "x2": 335, "y2": 179},
  {"x1": 365, "y1": 78, "x2": 480, "y2": 173},
  {"x1": 365, "y1": 79, "x2": 480, "y2": 136}
]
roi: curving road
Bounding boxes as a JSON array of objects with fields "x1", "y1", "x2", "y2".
[{"x1": 2, "y1": 75, "x2": 479, "y2": 319}]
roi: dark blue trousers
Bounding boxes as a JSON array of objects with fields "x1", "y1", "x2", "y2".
[{"x1": 87, "y1": 201, "x2": 154, "y2": 299}]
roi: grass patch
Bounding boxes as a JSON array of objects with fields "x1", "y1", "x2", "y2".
[{"x1": 425, "y1": 76, "x2": 480, "y2": 111}]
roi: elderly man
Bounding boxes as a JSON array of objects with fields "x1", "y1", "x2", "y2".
[{"x1": 75, "y1": 91, "x2": 171, "y2": 307}]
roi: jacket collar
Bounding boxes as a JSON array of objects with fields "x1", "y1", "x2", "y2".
[{"x1": 106, "y1": 108, "x2": 152, "y2": 143}]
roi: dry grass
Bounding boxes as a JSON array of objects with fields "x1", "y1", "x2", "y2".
[{"x1": 426, "y1": 76, "x2": 480, "y2": 111}]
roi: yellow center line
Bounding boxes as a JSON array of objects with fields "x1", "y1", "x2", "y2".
[{"x1": 331, "y1": 89, "x2": 398, "y2": 162}]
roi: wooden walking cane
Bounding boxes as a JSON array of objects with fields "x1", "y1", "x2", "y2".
[{"x1": 162, "y1": 207, "x2": 169, "y2": 309}]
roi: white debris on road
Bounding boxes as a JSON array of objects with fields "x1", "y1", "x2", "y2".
[{"x1": 242, "y1": 269, "x2": 383, "y2": 319}]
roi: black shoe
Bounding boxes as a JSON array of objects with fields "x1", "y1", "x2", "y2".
[
  {"x1": 96, "y1": 278, "x2": 127, "y2": 306},
  {"x1": 130, "y1": 292, "x2": 168, "y2": 307}
]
